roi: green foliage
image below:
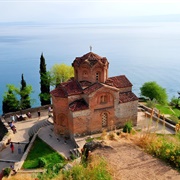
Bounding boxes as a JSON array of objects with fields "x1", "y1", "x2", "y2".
[
  {"x1": 2, "y1": 74, "x2": 33, "y2": 113},
  {"x1": 170, "y1": 96, "x2": 180, "y2": 108},
  {"x1": 62, "y1": 156, "x2": 112, "y2": 180},
  {"x1": 140, "y1": 81, "x2": 168, "y2": 105},
  {"x1": 23, "y1": 137, "x2": 65, "y2": 169},
  {"x1": 86, "y1": 137, "x2": 94, "y2": 142},
  {"x1": 20, "y1": 74, "x2": 31, "y2": 109},
  {"x1": 123, "y1": 121, "x2": 132, "y2": 133},
  {"x1": 38, "y1": 157, "x2": 47, "y2": 167},
  {"x1": 155, "y1": 104, "x2": 180, "y2": 123},
  {"x1": 144, "y1": 134, "x2": 180, "y2": 169},
  {"x1": 3, "y1": 167, "x2": 11, "y2": 177},
  {"x1": 39, "y1": 53, "x2": 51, "y2": 105},
  {"x1": 2, "y1": 85, "x2": 19, "y2": 113},
  {"x1": 146, "y1": 99, "x2": 157, "y2": 108},
  {"x1": 49, "y1": 63, "x2": 74, "y2": 87}
]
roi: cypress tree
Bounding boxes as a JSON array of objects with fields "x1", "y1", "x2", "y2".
[
  {"x1": 39, "y1": 53, "x2": 51, "y2": 105},
  {"x1": 20, "y1": 74, "x2": 31, "y2": 109}
]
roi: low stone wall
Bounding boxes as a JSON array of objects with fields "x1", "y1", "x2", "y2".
[
  {"x1": 0, "y1": 119, "x2": 13, "y2": 152},
  {"x1": 14, "y1": 132, "x2": 39, "y2": 172},
  {"x1": 3, "y1": 105, "x2": 52, "y2": 119},
  {"x1": 0, "y1": 105, "x2": 52, "y2": 152},
  {"x1": 139, "y1": 104, "x2": 176, "y2": 132}
]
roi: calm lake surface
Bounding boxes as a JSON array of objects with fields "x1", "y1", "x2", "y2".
[{"x1": 0, "y1": 22, "x2": 180, "y2": 114}]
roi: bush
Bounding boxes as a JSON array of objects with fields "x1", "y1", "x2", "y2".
[
  {"x1": 123, "y1": 121, "x2": 132, "y2": 133},
  {"x1": 3, "y1": 167, "x2": 11, "y2": 177},
  {"x1": 38, "y1": 157, "x2": 47, "y2": 167},
  {"x1": 146, "y1": 99, "x2": 157, "y2": 108}
]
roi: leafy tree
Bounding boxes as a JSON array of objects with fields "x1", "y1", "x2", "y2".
[
  {"x1": 2, "y1": 75, "x2": 33, "y2": 114},
  {"x1": 140, "y1": 81, "x2": 168, "y2": 105},
  {"x1": 2, "y1": 85, "x2": 19, "y2": 113},
  {"x1": 19, "y1": 74, "x2": 31, "y2": 109},
  {"x1": 49, "y1": 63, "x2": 74, "y2": 87},
  {"x1": 39, "y1": 53, "x2": 51, "y2": 105}
]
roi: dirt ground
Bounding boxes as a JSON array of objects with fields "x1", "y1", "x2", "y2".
[{"x1": 93, "y1": 137, "x2": 180, "y2": 180}]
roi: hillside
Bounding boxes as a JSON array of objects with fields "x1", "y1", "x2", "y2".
[{"x1": 94, "y1": 137, "x2": 180, "y2": 180}]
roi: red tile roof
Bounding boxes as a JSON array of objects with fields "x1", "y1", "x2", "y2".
[
  {"x1": 83, "y1": 82, "x2": 103, "y2": 95},
  {"x1": 51, "y1": 79, "x2": 83, "y2": 97},
  {"x1": 61, "y1": 80, "x2": 82, "y2": 95},
  {"x1": 72, "y1": 52, "x2": 108, "y2": 67},
  {"x1": 105, "y1": 75, "x2": 132, "y2": 88},
  {"x1": 50, "y1": 86, "x2": 68, "y2": 98},
  {"x1": 69, "y1": 98, "x2": 89, "y2": 112},
  {"x1": 119, "y1": 92, "x2": 138, "y2": 103},
  {"x1": 79, "y1": 80, "x2": 92, "y2": 87}
]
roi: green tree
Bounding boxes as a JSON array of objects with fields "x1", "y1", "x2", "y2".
[
  {"x1": 2, "y1": 75, "x2": 33, "y2": 114},
  {"x1": 140, "y1": 81, "x2": 168, "y2": 105},
  {"x1": 39, "y1": 53, "x2": 51, "y2": 105},
  {"x1": 49, "y1": 63, "x2": 74, "y2": 87},
  {"x1": 19, "y1": 74, "x2": 31, "y2": 109},
  {"x1": 2, "y1": 85, "x2": 19, "y2": 114}
]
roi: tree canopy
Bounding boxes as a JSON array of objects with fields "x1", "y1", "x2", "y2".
[
  {"x1": 2, "y1": 85, "x2": 19, "y2": 114},
  {"x1": 2, "y1": 75, "x2": 33, "y2": 114},
  {"x1": 140, "y1": 81, "x2": 168, "y2": 105},
  {"x1": 49, "y1": 63, "x2": 74, "y2": 87},
  {"x1": 20, "y1": 74, "x2": 31, "y2": 109}
]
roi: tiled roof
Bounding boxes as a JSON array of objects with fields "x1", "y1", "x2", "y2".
[
  {"x1": 119, "y1": 91, "x2": 138, "y2": 103},
  {"x1": 72, "y1": 52, "x2": 108, "y2": 67},
  {"x1": 69, "y1": 98, "x2": 89, "y2": 112},
  {"x1": 50, "y1": 85, "x2": 68, "y2": 98},
  {"x1": 105, "y1": 75, "x2": 132, "y2": 88},
  {"x1": 51, "y1": 79, "x2": 83, "y2": 97},
  {"x1": 83, "y1": 82, "x2": 103, "y2": 94},
  {"x1": 79, "y1": 80, "x2": 92, "y2": 87}
]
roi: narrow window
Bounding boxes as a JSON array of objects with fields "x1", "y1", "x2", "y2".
[
  {"x1": 96, "y1": 72, "x2": 99, "y2": 81},
  {"x1": 102, "y1": 112, "x2": 108, "y2": 127},
  {"x1": 100, "y1": 95, "x2": 107, "y2": 103}
]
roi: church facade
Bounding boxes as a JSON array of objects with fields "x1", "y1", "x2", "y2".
[{"x1": 51, "y1": 52, "x2": 138, "y2": 138}]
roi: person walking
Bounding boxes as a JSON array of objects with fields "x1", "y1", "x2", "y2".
[{"x1": 10, "y1": 142, "x2": 14, "y2": 153}]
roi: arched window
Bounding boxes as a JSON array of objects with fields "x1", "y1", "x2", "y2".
[
  {"x1": 100, "y1": 95, "x2": 107, "y2": 103},
  {"x1": 102, "y1": 112, "x2": 108, "y2": 127}
]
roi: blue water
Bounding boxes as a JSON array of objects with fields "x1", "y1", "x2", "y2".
[{"x1": 0, "y1": 22, "x2": 180, "y2": 114}]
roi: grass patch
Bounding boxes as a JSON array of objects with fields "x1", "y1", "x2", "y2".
[
  {"x1": 156, "y1": 104, "x2": 180, "y2": 118},
  {"x1": 23, "y1": 136, "x2": 66, "y2": 169},
  {"x1": 62, "y1": 155, "x2": 112, "y2": 180}
]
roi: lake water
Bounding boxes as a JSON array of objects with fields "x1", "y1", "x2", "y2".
[{"x1": 0, "y1": 22, "x2": 180, "y2": 115}]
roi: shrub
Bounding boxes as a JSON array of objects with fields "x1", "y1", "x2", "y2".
[
  {"x1": 108, "y1": 132, "x2": 117, "y2": 140},
  {"x1": 38, "y1": 157, "x2": 47, "y2": 167},
  {"x1": 3, "y1": 167, "x2": 11, "y2": 177},
  {"x1": 123, "y1": 121, "x2": 132, "y2": 133},
  {"x1": 146, "y1": 99, "x2": 157, "y2": 108}
]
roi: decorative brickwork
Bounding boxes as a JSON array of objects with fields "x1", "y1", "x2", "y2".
[{"x1": 51, "y1": 52, "x2": 138, "y2": 139}]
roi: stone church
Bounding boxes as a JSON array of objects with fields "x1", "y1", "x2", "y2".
[{"x1": 51, "y1": 51, "x2": 138, "y2": 138}]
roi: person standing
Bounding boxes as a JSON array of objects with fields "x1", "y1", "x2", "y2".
[
  {"x1": 10, "y1": 142, "x2": 14, "y2": 153},
  {"x1": 37, "y1": 110, "x2": 41, "y2": 120}
]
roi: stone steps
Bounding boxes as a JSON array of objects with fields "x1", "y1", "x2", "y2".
[{"x1": 28, "y1": 119, "x2": 53, "y2": 137}]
